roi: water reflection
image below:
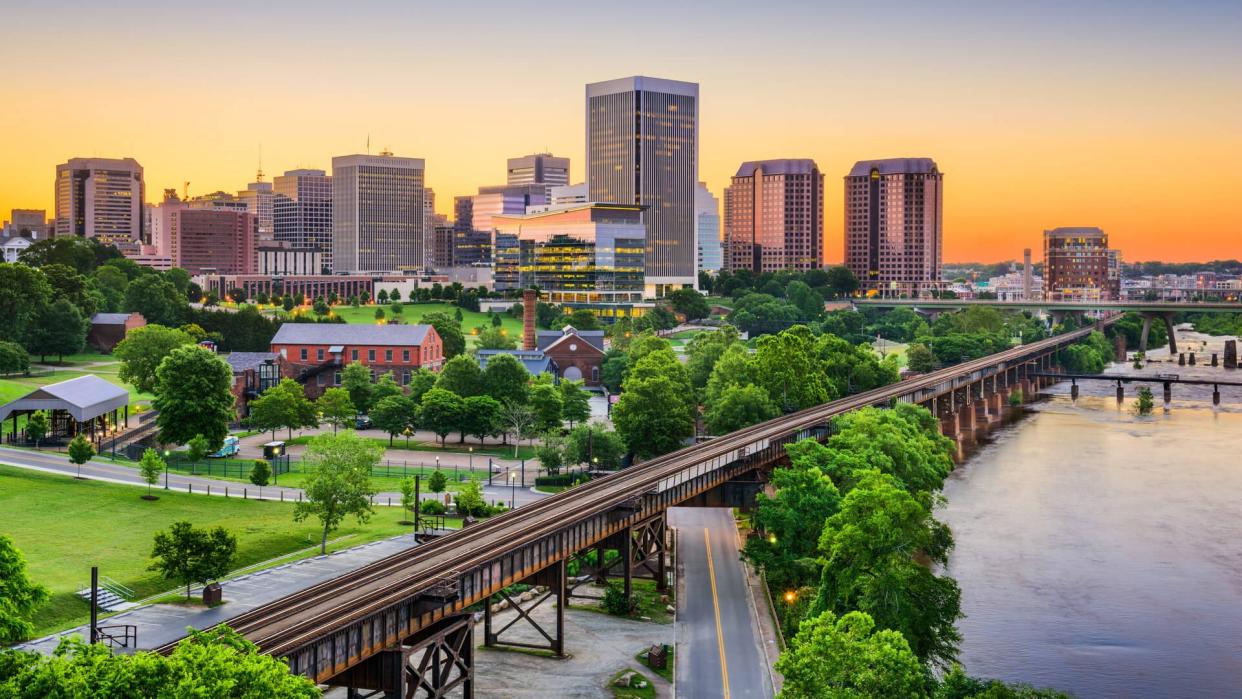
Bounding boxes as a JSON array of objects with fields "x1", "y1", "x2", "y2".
[{"x1": 941, "y1": 375, "x2": 1242, "y2": 698}]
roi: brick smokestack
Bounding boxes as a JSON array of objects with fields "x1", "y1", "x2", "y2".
[{"x1": 523, "y1": 288, "x2": 537, "y2": 351}]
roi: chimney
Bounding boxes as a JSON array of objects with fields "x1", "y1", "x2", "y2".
[
  {"x1": 1022, "y1": 248, "x2": 1033, "y2": 300},
  {"x1": 523, "y1": 288, "x2": 537, "y2": 351}
]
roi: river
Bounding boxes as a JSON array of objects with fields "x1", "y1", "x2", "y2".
[{"x1": 940, "y1": 330, "x2": 1242, "y2": 698}]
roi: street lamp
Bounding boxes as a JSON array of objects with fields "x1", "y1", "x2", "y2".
[
  {"x1": 768, "y1": 533, "x2": 777, "y2": 545},
  {"x1": 468, "y1": 447, "x2": 473, "y2": 479},
  {"x1": 163, "y1": 450, "x2": 170, "y2": 490},
  {"x1": 508, "y1": 470, "x2": 517, "y2": 510},
  {"x1": 784, "y1": 590, "x2": 797, "y2": 604}
]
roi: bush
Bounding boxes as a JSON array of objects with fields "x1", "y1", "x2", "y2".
[
  {"x1": 419, "y1": 499, "x2": 446, "y2": 515},
  {"x1": 601, "y1": 584, "x2": 631, "y2": 616},
  {"x1": 534, "y1": 473, "x2": 580, "y2": 487}
]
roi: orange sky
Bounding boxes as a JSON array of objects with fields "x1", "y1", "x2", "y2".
[{"x1": 1, "y1": 1, "x2": 1238, "y2": 263}]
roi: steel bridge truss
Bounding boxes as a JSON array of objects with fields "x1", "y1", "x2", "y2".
[{"x1": 327, "y1": 613, "x2": 474, "y2": 699}]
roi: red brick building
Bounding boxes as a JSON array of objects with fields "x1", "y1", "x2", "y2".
[
  {"x1": 170, "y1": 209, "x2": 257, "y2": 275},
  {"x1": 270, "y1": 323, "x2": 445, "y2": 398},
  {"x1": 538, "y1": 327, "x2": 605, "y2": 385},
  {"x1": 224, "y1": 352, "x2": 288, "y2": 419},
  {"x1": 86, "y1": 312, "x2": 146, "y2": 352}
]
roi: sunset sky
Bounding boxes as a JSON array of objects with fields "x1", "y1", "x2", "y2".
[{"x1": 2, "y1": 0, "x2": 1238, "y2": 263}]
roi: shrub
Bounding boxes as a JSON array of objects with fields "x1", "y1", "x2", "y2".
[
  {"x1": 419, "y1": 499, "x2": 446, "y2": 515},
  {"x1": 601, "y1": 584, "x2": 631, "y2": 616},
  {"x1": 534, "y1": 473, "x2": 579, "y2": 487}
]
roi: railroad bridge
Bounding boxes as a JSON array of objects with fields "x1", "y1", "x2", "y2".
[{"x1": 156, "y1": 321, "x2": 1113, "y2": 698}]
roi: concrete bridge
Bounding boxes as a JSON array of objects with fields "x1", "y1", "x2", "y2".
[{"x1": 152, "y1": 321, "x2": 1113, "y2": 698}]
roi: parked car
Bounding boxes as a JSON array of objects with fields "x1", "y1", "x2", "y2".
[
  {"x1": 355, "y1": 415, "x2": 373, "y2": 430},
  {"x1": 208, "y1": 436, "x2": 240, "y2": 458}
]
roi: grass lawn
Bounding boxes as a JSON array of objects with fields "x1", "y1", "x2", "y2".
[
  {"x1": 635, "y1": 646, "x2": 674, "y2": 682},
  {"x1": 323, "y1": 303, "x2": 525, "y2": 348},
  {"x1": 283, "y1": 434, "x2": 536, "y2": 460},
  {"x1": 0, "y1": 464, "x2": 436, "y2": 638},
  {"x1": 609, "y1": 668, "x2": 657, "y2": 699}
]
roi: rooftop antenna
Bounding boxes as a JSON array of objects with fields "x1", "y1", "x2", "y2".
[
  {"x1": 366, "y1": 134, "x2": 371, "y2": 155},
  {"x1": 256, "y1": 144, "x2": 264, "y2": 183}
]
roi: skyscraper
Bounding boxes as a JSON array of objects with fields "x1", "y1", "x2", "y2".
[
  {"x1": 695, "y1": 183, "x2": 722, "y2": 274},
  {"x1": 724, "y1": 160, "x2": 823, "y2": 273},
  {"x1": 507, "y1": 153, "x2": 570, "y2": 201},
  {"x1": 54, "y1": 157, "x2": 145, "y2": 244},
  {"x1": 844, "y1": 158, "x2": 943, "y2": 296},
  {"x1": 1043, "y1": 227, "x2": 1116, "y2": 300},
  {"x1": 237, "y1": 179, "x2": 274, "y2": 245},
  {"x1": 330, "y1": 154, "x2": 425, "y2": 274},
  {"x1": 274, "y1": 169, "x2": 333, "y2": 270},
  {"x1": 586, "y1": 75, "x2": 698, "y2": 295},
  {"x1": 169, "y1": 209, "x2": 257, "y2": 275}
]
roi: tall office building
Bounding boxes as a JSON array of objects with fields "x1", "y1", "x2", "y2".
[
  {"x1": 1043, "y1": 227, "x2": 1117, "y2": 300},
  {"x1": 452, "y1": 195, "x2": 489, "y2": 266},
  {"x1": 724, "y1": 160, "x2": 822, "y2": 273},
  {"x1": 844, "y1": 158, "x2": 943, "y2": 296},
  {"x1": 423, "y1": 188, "x2": 437, "y2": 269},
  {"x1": 238, "y1": 178, "x2": 274, "y2": 245},
  {"x1": 169, "y1": 209, "x2": 257, "y2": 275},
  {"x1": 54, "y1": 157, "x2": 145, "y2": 244},
  {"x1": 696, "y1": 183, "x2": 722, "y2": 273},
  {"x1": 331, "y1": 154, "x2": 426, "y2": 273},
  {"x1": 586, "y1": 76, "x2": 698, "y2": 295},
  {"x1": 507, "y1": 153, "x2": 570, "y2": 201},
  {"x1": 274, "y1": 169, "x2": 333, "y2": 271}
]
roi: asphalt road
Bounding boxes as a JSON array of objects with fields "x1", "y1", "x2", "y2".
[{"x1": 670, "y1": 507, "x2": 772, "y2": 699}]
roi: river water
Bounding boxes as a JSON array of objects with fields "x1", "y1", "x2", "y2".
[{"x1": 941, "y1": 331, "x2": 1242, "y2": 698}]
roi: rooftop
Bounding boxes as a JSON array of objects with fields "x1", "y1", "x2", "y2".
[
  {"x1": 536, "y1": 326, "x2": 605, "y2": 352},
  {"x1": 90, "y1": 313, "x2": 134, "y2": 325},
  {"x1": 271, "y1": 323, "x2": 434, "y2": 347},
  {"x1": 734, "y1": 159, "x2": 819, "y2": 177},
  {"x1": 477, "y1": 349, "x2": 557, "y2": 377},
  {"x1": 0, "y1": 375, "x2": 130, "y2": 424},
  {"x1": 847, "y1": 158, "x2": 939, "y2": 177},
  {"x1": 225, "y1": 352, "x2": 278, "y2": 373}
]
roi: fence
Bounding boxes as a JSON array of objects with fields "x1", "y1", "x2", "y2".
[{"x1": 169, "y1": 455, "x2": 522, "y2": 483}]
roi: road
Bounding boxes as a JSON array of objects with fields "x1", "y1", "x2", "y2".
[
  {"x1": 0, "y1": 445, "x2": 548, "y2": 507},
  {"x1": 670, "y1": 508, "x2": 773, "y2": 699}
]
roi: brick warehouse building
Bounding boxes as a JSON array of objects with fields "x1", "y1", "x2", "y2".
[{"x1": 269, "y1": 323, "x2": 445, "y2": 398}]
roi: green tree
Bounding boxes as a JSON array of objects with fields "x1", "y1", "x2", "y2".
[
  {"x1": 0, "y1": 263, "x2": 53, "y2": 346},
  {"x1": 428, "y1": 469, "x2": 448, "y2": 493},
  {"x1": 0, "y1": 535, "x2": 49, "y2": 643},
  {"x1": 685, "y1": 327, "x2": 741, "y2": 391},
  {"x1": 567, "y1": 308, "x2": 601, "y2": 330},
  {"x1": 752, "y1": 326, "x2": 831, "y2": 412},
  {"x1": 399, "y1": 477, "x2": 418, "y2": 524},
  {"x1": 907, "y1": 343, "x2": 937, "y2": 373},
  {"x1": 150, "y1": 521, "x2": 237, "y2": 600},
  {"x1": 563, "y1": 423, "x2": 625, "y2": 469},
  {"x1": 483, "y1": 353, "x2": 530, "y2": 406},
  {"x1": 250, "y1": 460, "x2": 271, "y2": 489},
  {"x1": 824, "y1": 266, "x2": 860, "y2": 298},
  {"x1": 66, "y1": 433, "x2": 95, "y2": 479},
  {"x1": 138, "y1": 448, "x2": 165, "y2": 498},
  {"x1": 406, "y1": 367, "x2": 439, "y2": 405},
  {"x1": 667, "y1": 288, "x2": 711, "y2": 321},
  {"x1": 374, "y1": 307, "x2": 385, "y2": 321},
  {"x1": 776, "y1": 610, "x2": 930, "y2": 699},
  {"x1": 316, "y1": 387, "x2": 356, "y2": 434},
  {"x1": 529, "y1": 382, "x2": 563, "y2": 432},
  {"x1": 785, "y1": 280, "x2": 825, "y2": 321},
  {"x1": 186, "y1": 434, "x2": 210, "y2": 464},
  {"x1": 1134, "y1": 386, "x2": 1155, "y2": 416},
  {"x1": 706, "y1": 383, "x2": 780, "y2": 435},
  {"x1": 340, "y1": 361, "x2": 375, "y2": 413},
  {"x1": 153, "y1": 346, "x2": 234, "y2": 449},
  {"x1": 295, "y1": 432, "x2": 379, "y2": 553},
  {"x1": 370, "y1": 395, "x2": 416, "y2": 446},
  {"x1": 535, "y1": 431, "x2": 565, "y2": 475},
  {"x1": 24, "y1": 411, "x2": 49, "y2": 449},
  {"x1": 612, "y1": 374, "x2": 695, "y2": 458},
  {"x1": 822, "y1": 405, "x2": 955, "y2": 496},
  {"x1": 935, "y1": 666, "x2": 1072, "y2": 699},
  {"x1": 422, "y1": 311, "x2": 466, "y2": 358},
  {"x1": 558, "y1": 380, "x2": 591, "y2": 427},
  {"x1": 113, "y1": 324, "x2": 195, "y2": 393},
  {"x1": 123, "y1": 273, "x2": 187, "y2": 326},
  {"x1": 371, "y1": 371, "x2": 403, "y2": 406},
  {"x1": 283, "y1": 295, "x2": 296, "y2": 312},
  {"x1": 476, "y1": 326, "x2": 516, "y2": 349},
  {"x1": 743, "y1": 452, "x2": 841, "y2": 593},
  {"x1": 455, "y1": 479, "x2": 486, "y2": 517},
  {"x1": 461, "y1": 394, "x2": 503, "y2": 443},
  {"x1": 420, "y1": 388, "x2": 466, "y2": 446},
  {"x1": 435, "y1": 354, "x2": 484, "y2": 397},
  {"x1": 25, "y1": 298, "x2": 87, "y2": 362},
  {"x1": 600, "y1": 349, "x2": 628, "y2": 393},
  {"x1": 0, "y1": 340, "x2": 31, "y2": 376}
]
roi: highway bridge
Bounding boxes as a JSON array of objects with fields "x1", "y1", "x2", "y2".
[{"x1": 154, "y1": 320, "x2": 1114, "y2": 698}]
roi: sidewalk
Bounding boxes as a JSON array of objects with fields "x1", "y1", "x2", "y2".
[{"x1": 16, "y1": 533, "x2": 422, "y2": 655}]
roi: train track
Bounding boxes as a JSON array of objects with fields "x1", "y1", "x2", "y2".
[{"x1": 158, "y1": 321, "x2": 1108, "y2": 658}]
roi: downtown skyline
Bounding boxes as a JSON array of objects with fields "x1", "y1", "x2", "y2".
[{"x1": 2, "y1": 0, "x2": 1239, "y2": 263}]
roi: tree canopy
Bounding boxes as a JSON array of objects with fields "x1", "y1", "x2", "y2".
[
  {"x1": 294, "y1": 432, "x2": 379, "y2": 554},
  {"x1": 114, "y1": 324, "x2": 195, "y2": 394},
  {"x1": 153, "y1": 346, "x2": 235, "y2": 449},
  {"x1": 0, "y1": 535, "x2": 49, "y2": 644}
]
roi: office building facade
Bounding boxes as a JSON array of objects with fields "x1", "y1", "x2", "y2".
[
  {"x1": 331, "y1": 154, "x2": 425, "y2": 273},
  {"x1": 273, "y1": 169, "x2": 333, "y2": 272},
  {"x1": 844, "y1": 158, "x2": 943, "y2": 296},
  {"x1": 54, "y1": 157, "x2": 145, "y2": 244},
  {"x1": 170, "y1": 209, "x2": 257, "y2": 275},
  {"x1": 1043, "y1": 227, "x2": 1117, "y2": 300},
  {"x1": 696, "y1": 183, "x2": 722, "y2": 273},
  {"x1": 724, "y1": 160, "x2": 822, "y2": 273},
  {"x1": 507, "y1": 153, "x2": 570, "y2": 201},
  {"x1": 586, "y1": 76, "x2": 698, "y2": 295}
]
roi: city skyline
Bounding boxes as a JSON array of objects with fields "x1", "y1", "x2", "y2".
[{"x1": 2, "y1": 1, "x2": 1239, "y2": 263}]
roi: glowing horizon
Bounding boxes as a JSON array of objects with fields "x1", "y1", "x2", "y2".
[{"x1": 1, "y1": 0, "x2": 1238, "y2": 264}]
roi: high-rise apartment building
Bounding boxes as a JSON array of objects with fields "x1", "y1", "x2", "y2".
[
  {"x1": 54, "y1": 157, "x2": 145, "y2": 244},
  {"x1": 844, "y1": 158, "x2": 943, "y2": 296},
  {"x1": 586, "y1": 76, "x2": 698, "y2": 295},
  {"x1": 331, "y1": 154, "x2": 425, "y2": 274},
  {"x1": 724, "y1": 160, "x2": 823, "y2": 273},
  {"x1": 696, "y1": 183, "x2": 722, "y2": 273},
  {"x1": 273, "y1": 169, "x2": 333, "y2": 271},
  {"x1": 170, "y1": 209, "x2": 257, "y2": 275},
  {"x1": 1043, "y1": 227, "x2": 1117, "y2": 300}
]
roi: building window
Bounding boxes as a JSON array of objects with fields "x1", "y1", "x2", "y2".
[
  {"x1": 403, "y1": 371, "x2": 411, "y2": 386},
  {"x1": 352, "y1": 349, "x2": 359, "y2": 361},
  {"x1": 280, "y1": 348, "x2": 287, "y2": 359},
  {"x1": 403, "y1": 350, "x2": 410, "y2": 363},
  {"x1": 300, "y1": 348, "x2": 307, "y2": 361},
  {"x1": 386, "y1": 349, "x2": 393, "y2": 362},
  {"x1": 317, "y1": 349, "x2": 324, "y2": 361},
  {"x1": 334, "y1": 371, "x2": 342, "y2": 385},
  {"x1": 316, "y1": 374, "x2": 325, "y2": 386},
  {"x1": 368, "y1": 349, "x2": 375, "y2": 362}
]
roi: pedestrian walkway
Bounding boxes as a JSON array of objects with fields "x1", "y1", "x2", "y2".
[{"x1": 17, "y1": 534, "x2": 422, "y2": 655}]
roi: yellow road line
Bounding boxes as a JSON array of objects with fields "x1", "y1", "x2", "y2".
[{"x1": 704, "y1": 528, "x2": 731, "y2": 699}]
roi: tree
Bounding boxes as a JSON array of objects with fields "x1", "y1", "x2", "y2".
[
  {"x1": 422, "y1": 311, "x2": 466, "y2": 358},
  {"x1": 752, "y1": 326, "x2": 832, "y2": 412},
  {"x1": 377, "y1": 289, "x2": 389, "y2": 303},
  {"x1": 461, "y1": 395, "x2": 503, "y2": 443},
  {"x1": 374, "y1": 307, "x2": 385, "y2": 321},
  {"x1": 250, "y1": 460, "x2": 271, "y2": 491},
  {"x1": 150, "y1": 521, "x2": 237, "y2": 600},
  {"x1": 907, "y1": 343, "x2": 937, "y2": 373},
  {"x1": 456, "y1": 479, "x2": 487, "y2": 517},
  {"x1": 500, "y1": 400, "x2": 536, "y2": 457},
  {"x1": 316, "y1": 387, "x2": 356, "y2": 434},
  {"x1": 559, "y1": 380, "x2": 591, "y2": 427},
  {"x1": 535, "y1": 432, "x2": 565, "y2": 475},
  {"x1": 0, "y1": 340, "x2": 30, "y2": 376},
  {"x1": 821, "y1": 405, "x2": 955, "y2": 496},
  {"x1": 529, "y1": 383, "x2": 563, "y2": 433},
  {"x1": 406, "y1": 367, "x2": 439, "y2": 405},
  {"x1": 420, "y1": 388, "x2": 465, "y2": 446},
  {"x1": 0, "y1": 534, "x2": 49, "y2": 643},
  {"x1": 371, "y1": 395, "x2": 416, "y2": 446},
  {"x1": 283, "y1": 295, "x2": 295, "y2": 312},
  {"x1": 340, "y1": 361, "x2": 375, "y2": 414},
  {"x1": 435, "y1": 354, "x2": 484, "y2": 397},
  {"x1": 428, "y1": 469, "x2": 448, "y2": 494},
  {"x1": 24, "y1": 411, "x2": 48, "y2": 449},
  {"x1": 371, "y1": 371, "x2": 403, "y2": 406},
  {"x1": 743, "y1": 452, "x2": 841, "y2": 593},
  {"x1": 398, "y1": 477, "x2": 418, "y2": 525},
  {"x1": 601, "y1": 349, "x2": 629, "y2": 392},
  {"x1": 612, "y1": 374, "x2": 695, "y2": 458},
  {"x1": 785, "y1": 280, "x2": 826, "y2": 321},
  {"x1": 667, "y1": 288, "x2": 711, "y2": 321},
  {"x1": 186, "y1": 434, "x2": 210, "y2": 463},
  {"x1": 706, "y1": 384, "x2": 781, "y2": 435},
  {"x1": 0, "y1": 263, "x2": 53, "y2": 346},
  {"x1": 295, "y1": 432, "x2": 379, "y2": 554},
  {"x1": 66, "y1": 434, "x2": 95, "y2": 479},
  {"x1": 563, "y1": 422, "x2": 626, "y2": 469},
  {"x1": 476, "y1": 326, "x2": 516, "y2": 350},
  {"x1": 824, "y1": 265, "x2": 860, "y2": 298},
  {"x1": 153, "y1": 346, "x2": 234, "y2": 449},
  {"x1": 123, "y1": 274, "x2": 187, "y2": 326},
  {"x1": 935, "y1": 666, "x2": 1072, "y2": 699},
  {"x1": 775, "y1": 610, "x2": 930, "y2": 699},
  {"x1": 313, "y1": 298, "x2": 330, "y2": 316},
  {"x1": 246, "y1": 388, "x2": 295, "y2": 442},
  {"x1": 25, "y1": 298, "x2": 86, "y2": 362},
  {"x1": 1134, "y1": 386, "x2": 1155, "y2": 416},
  {"x1": 483, "y1": 353, "x2": 530, "y2": 406},
  {"x1": 490, "y1": 312, "x2": 502, "y2": 327},
  {"x1": 113, "y1": 325, "x2": 195, "y2": 394},
  {"x1": 138, "y1": 448, "x2": 165, "y2": 498}
]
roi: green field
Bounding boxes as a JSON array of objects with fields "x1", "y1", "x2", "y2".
[
  {"x1": 0, "y1": 464, "x2": 437, "y2": 637},
  {"x1": 323, "y1": 303, "x2": 525, "y2": 347}
]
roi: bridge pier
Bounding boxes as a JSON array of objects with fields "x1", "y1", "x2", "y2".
[
  {"x1": 1139, "y1": 312, "x2": 1178, "y2": 355},
  {"x1": 1225, "y1": 340, "x2": 1238, "y2": 369},
  {"x1": 482, "y1": 559, "x2": 566, "y2": 658},
  {"x1": 326, "y1": 614, "x2": 475, "y2": 699}
]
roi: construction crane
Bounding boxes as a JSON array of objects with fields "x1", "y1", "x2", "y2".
[{"x1": 182, "y1": 181, "x2": 190, "y2": 200}]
